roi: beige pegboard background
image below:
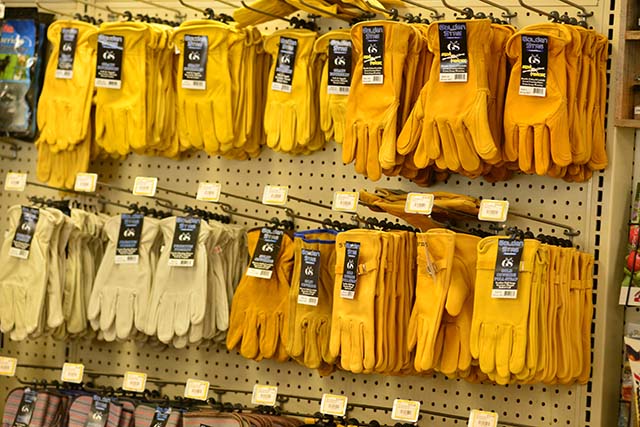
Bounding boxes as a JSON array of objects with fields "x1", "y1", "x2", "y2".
[{"x1": 0, "y1": 0, "x2": 620, "y2": 426}]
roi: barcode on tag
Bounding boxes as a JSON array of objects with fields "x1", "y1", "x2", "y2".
[
  {"x1": 519, "y1": 86, "x2": 546, "y2": 97},
  {"x1": 182, "y1": 80, "x2": 206, "y2": 90},
  {"x1": 168, "y1": 259, "x2": 195, "y2": 268},
  {"x1": 440, "y1": 73, "x2": 468, "y2": 82},
  {"x1": 491, "y1": 289, "x2": 517, "y2": 299},
  {"x1": 362, "y1": 75, "x2": 383, "y2": 84},
  {"x1": 340, "y1": 289, "x2": 355, "y2": 300},
  {"x1": 8, "y1": 248, "x2": 29, "y2": 260},
  {"x1": 115, "y1": 255, "x2": 139, "y2": 265},
  {"x1": 297, "y1": 295, "x2": 318, "y2": 306},
  {"x1": 328, "y1": 86, "x2": 350, "y2": 95},
  {"x1": 271, "y1": 82, "x2": 292, "y2": 93},
  {"x1": 55, "y1": 70, "x2": 73, "y2": 79},
  {"x1": 246, "y1": 268, "x2": 273, "y2": 279},
  {"x1": 95, "y1": 79, "x2": 121, "y2": 89}
]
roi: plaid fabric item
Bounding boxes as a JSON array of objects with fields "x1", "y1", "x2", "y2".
[
  {"x1": 2, "y1": 388, "x2": 54, "y2": 427},
  {"x1": 40, "y1": 392, "x2": 62, "y2": 427},
  {"x1": 118, "y1": 401, "x2": 135, "y2": 427},
  {"x1": 67, "y1": 396, "x2": 122, "y2": 427},
  {"x1": 183, "y1": 412, "x2": 241, "y2": 427},
  {"x1": 133, "y1": 405, "x2": 182, "y2": 427}
]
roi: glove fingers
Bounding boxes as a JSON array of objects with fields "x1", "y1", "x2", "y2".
[
  {"x1": 115, "y1": 289, "x2": 135, "y2": 340},
  {"x1": 240, "y1": 310, "x2": 260, "y2": 360},
  {"x1": 99, "y1": 290, "x2": 117, "y2": 333},
  {"x1": 173, "y1": 296, "x2": 191, "y2": 338},
  {"x1": 518, "y1": 125, "x2": 534, "y2": 174},
  {"x1": 259, "y1": 313, "x2": 280, "y2": 359},
  {"x1": 534, "y1": 125, "x2": 551, "y2": 176},
  {"x1": 0, "y1": 285, "x2": 15, "y2": 332},
  {"x1": 367, "y1": 127, "x2": 382, "y2": 181},
  {"x1": 495, "y1": 325, "x2": 513, "y2": 378},
  {"x1": 226, "y1": 309, "x2": 246, "y2": 350},
  {"x1": 303, "y1": 320, "x2": 322, "y2": 369},
  {"x1": 157, "y1": 298, "x2": 177, "y2": 344},
  {"x1": 349, "y1": 321, "x2": 365, "y2": 374},
  {"x1": 354, "y1": 124, "x2": 368, "y2": 175},
  {"x1": 198, "y1": 102, "x2": 220, "y2": 155},
  {"x1": 479, "y1": 323, "x2": 497, "y2": 375}
]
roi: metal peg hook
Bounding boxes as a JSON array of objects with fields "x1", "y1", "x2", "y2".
[
  {"x1": 477, "y1": 0, "x2": 517, "y2": 22},
  {"x1": 239, "y1": 0, "x2": 292, "y2": 23},
  {"x1": 132, "y1": 0, "x2": 186, "y2": 20},
  {"x1": 75, "y1": 0, "x2": 124, "y2": 16},
  {"x1": 441, "y1": 0, "x2": 472, "y2": 18},
  {"x1": 400, "y1": 0, "x2": 445, "y2": 20},
  {"x1": 555, "y1": 0, "x2": 593, "y2": 19},
  {"x1": 35, "y1": 1, "x2": 75, "y2": 18},
  {"x1": 177, "y1": 0, "x2": 206, "y2": 15},
  {"x1": 517, "y1": 0, "x2": 556, "y2": 21},
  {"x1": 0, "y1": 137, "x2": 22, "y2": 160}
]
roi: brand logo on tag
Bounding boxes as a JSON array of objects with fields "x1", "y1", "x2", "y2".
[
  {"x1": 178, "y1": 232, "x2": 191, "y2": 241},
  {"x1": 501, "y1": 257, "x2": 514, "y2": 268},
  {"x1": 188, "y1": 51, "x2": 200, "y2": 61},
  {"x1": 367, "y1": 44, "x2": 378, "y2": 54},
  {"x1": 20, "y1": 222, "x2": 31, "y2": 232},
  {"x1": 63, "y1": 43, "x2": 72, "y2": 52},
  {"x1": 280, "y1": 53, "x2": 291, "y2": 64},
  {"x1": 448, "y1": 40, "x2": 460, "y2": 51},
  {"x1": 528, "y1": 54, "x2": 541, "y2": 64},
  {"x1": 262, "y1": 243, "x2": 274, "y2": 252},
  {"x1": 92, "y1": 413, "x2": 103, "y2": 421},
  {"x1": 334, "y1": 56, "x2": 346, "y2": 66},
  {"x1": 305, "y1": 266, "x2": 314, "y2": 276},
  {"x1": 103, "y1": 50, "x2": 115, "y2": 60},
  {"x1": 347, "y1": 260, "x2": 354, "y2": 269},
  {"x1": 20, "y1": 405, "x2": 29, "y2": 413}
]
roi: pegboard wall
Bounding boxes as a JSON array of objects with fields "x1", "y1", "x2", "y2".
[{"x1": 0, "y1": 1, "x2": 624, "y2": 426}]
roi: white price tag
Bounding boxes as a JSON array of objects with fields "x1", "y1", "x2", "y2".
[
  {"x1": 0, "y1": 357, "x2": 17, "y2": 376},
  {"x1": 251, "y1": 384, "x2": 278, "y2": 406},
  {"x1": 478, "y1": 200, "x2": 509, "y2": 222},
  {"x1": 4, "y1": 172, "x2": 27, "y2": 192},
  {"x1": 320, "y1": 394, "x2": 348, "y2": 416},
  {"x1": 61, "y1": 363, "x2": 84, "y2": 383},
  {"x1": 74, "y1": 173, "x2": 98, "y2": 192},
  {"x1": 332, "y1": 191, "x2": 359, "y2": 212},
  {"x1": 196, "y1": 182, "x2": 222, "y2": 202},
  {"x1": 404, "y1": 193, "x2": 434, "y2": 215},
  {"x1": 122, "y1": 371, "x2": 147, "y2": 393},
  {"x1": 132, "y1": 177, "x2": 158, "y2": 197},
  {"x1": 184, "y1": 378, "x2": 209, "y2": 401},
  {"x1": 391, "y1": 399, "x2": 420, "y2": 423},
  {"x1": 0, "y1": 3, "x2": 5, "y2": 19},
  {"x1": 262, "y1": 185, "x2": 289, "y2": 205},
  {"x1": 468, "y1": 410, "x2": 498, "y2": 427}
]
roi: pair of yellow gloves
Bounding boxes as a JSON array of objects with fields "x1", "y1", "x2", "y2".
[
  {"x1": 470, "y1": 237, "x2": 594, "y2": 385},
  {"x1": 174, "y1": 21, "x2": 267, "y2": 160},
  {"x1": 36, "y1": 20, "x2": 98, "y2": 189},
  {"x1": 328, "y1": 229, "x2": 415, "y2": 375},
  {"x1": 503, "y1": 23, "x2": 608, "y2": 181},
  {"x1": 396, "y1": 20, "x2": 514, "y2": 183},
  {"x1": 93, "y1": 21, "x2": 178, "y2": 158}
]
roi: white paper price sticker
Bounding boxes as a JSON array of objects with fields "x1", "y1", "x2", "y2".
[
  {"x1": 196, "y1": 182, "x2": 222, "y2": 202},
  {"x1": 320, "y1": 394, "x2": 348, "y2": 416},
  {"x1": 468, "y1": 410, "x2": 498, "y2": 427},
  {"x1": 404, "y1": 193, "x2": 434, "y2": 215},
  {"x1": 61, "y1": 363, "x2": 84, "y2": 383},
  {"x1": 262, "y1": 185, "x2": 289, "y2": 205},
  {"x1": 4, "y1": 172, "x2": 27, "y2": 192},
  {"x1": 251, "y1": 384, "x2": 278, "y2": 406},
  {"x1": 478, "y1": 200, "x2": 509, "y2": 222},
  {"x1": 132, "y1": 177, "x2": 158, "y2": 197},
  {"x1": 391, "y1": 399, "x2": 420, "y2": 423},
  {"x1": 0, "y1": 357, "x2": 17, "y2": 376},
  {"x1": 332, "y1": 191, "x2": 359, "y2": 212},
  {"x1": 184, "y1": 378, "x2": 209, "y2": 401},
  {"x1": 122, "y1": 371, "x2": 147, "y2": 393},
  {"x1": 74, "y1": 173, "x2": 98, "y2": 192}
]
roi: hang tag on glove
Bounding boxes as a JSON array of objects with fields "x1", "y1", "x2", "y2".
[
  {"x1": 272, "y1": 37, "x2": 298, "y2": 93},
  {"x1": 182, "y1": 35, "x2": 208, "y2": 90},
  {"x1": 298, "y1": 249, "x2": 321, "y2": 306},
  {"x1": 9, "y1": 207, "x2": 39, "y2": 260},
  {"x1": 12, "y1": 388, "x2": 37, "y2": 427},
  {"x1": 340, "y1": 241, "x2": 360, "y2": 299},
  {"x1": 492, "y1": 239, "x2": 524, "y2": 299},
  {"x1": 328, "y1": 39, "x2": 353, "y2": 95},
  {"x1": 56, "y1": 28, "x2": 78, "y2": 79},
  {"x1": 362, "y1": 26, "x2": 384, "y2": 85},
  {"x1": 519, "y1": 35, "x2": 548, "y2": 97},
  {"x1": 246, "y1": 228, "x2": 284, "y2": 279},
  {"x1": 168, "y1": 217, "x2": 201, "y2": 267},
  {"x1": 85, "y1": 395, "x2": 110, "y2": 427},
  {"x1": 115, "y1": 214, "x2": 144, "y2": 265},
  {"x1": 439, "y1": 22, "x2": 468, "y2": 83},
  {"x1": 95, "y1": 34, "x2": 124, "y2": 89}
]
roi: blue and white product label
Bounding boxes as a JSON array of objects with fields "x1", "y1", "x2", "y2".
[
  {"x1": 492, "y1": 239, "x2": 525, "y2": 299},
  {"x1": 298, "y1": 249, "x2": 321, "y2": 306},
  {"x1": 95, "y1": 34, "x2": 123, "y2": 89},
  {"x1": 328, "y1": 39, "x2": 352, "y2": 95},
  {"x1": 340, "y1": 242, "x2": 360, "y2": 299},
  {"x1": 519, "y1": 35, "x2": 549, "y2": 97},
  {"x1": 362, "y1": 26, "x2": 384, "y2": 84},
  {"x1": 149, "y1": 407, "x2": 171, "y2": 427},
  {"x1": 12, "y1": 388, "x2": 37, "y2": 427},
  {"x1": 115, "y1": 213, "x2": 144, "y2": 265},
  {"x1": 246, "y1": 228, "x2": 284, "y2": 279},
  {"x1": 55, "y1": 28, "x2": 78, "y2": 79},
  {"x1": 181, "y1": 35, "x2": 207, "y2": 90},
  {"x1": 9, "y1": 206, "x2": 39, "y2": 259},
  {"x1": 84, "y1": 396, "x2": 110, "y2": 427},
  {"x1": 438, "y1": 22, "x2": 468, "y2": 82},
  {"x1": 272, "y1": 37, "x2": 298, "y2": 93},
  {"x1": 168, "y1": 217, "x2": 201, "y2": 267}
]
